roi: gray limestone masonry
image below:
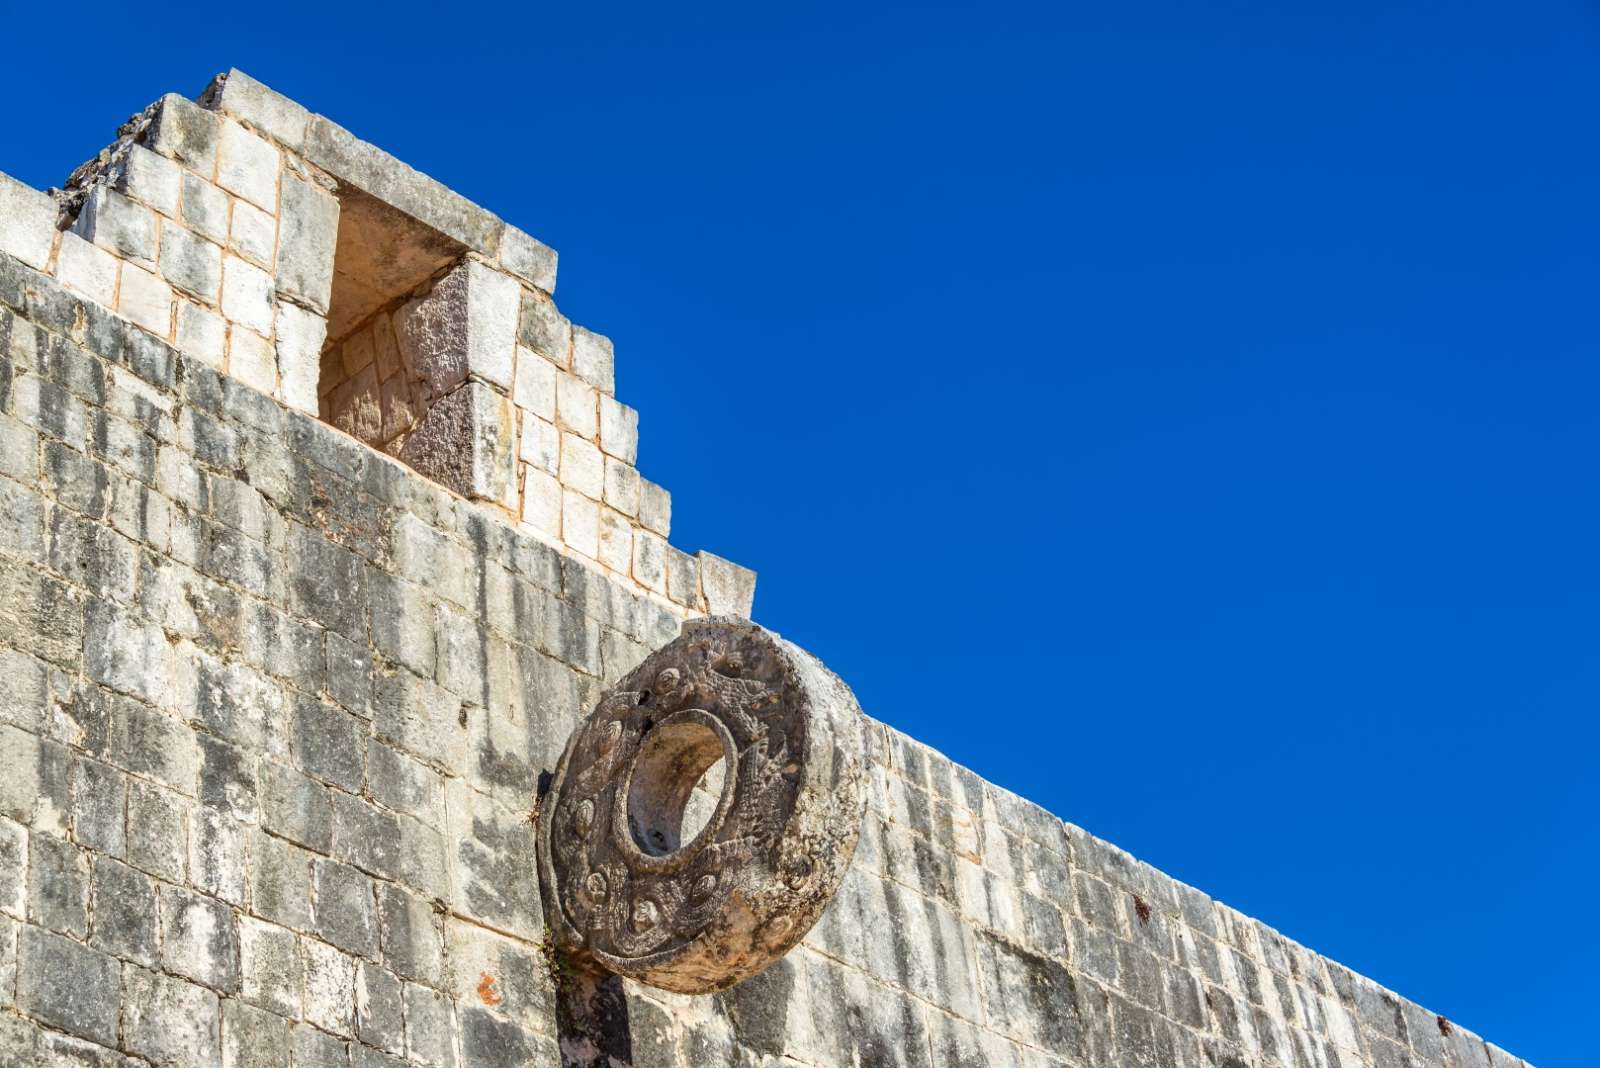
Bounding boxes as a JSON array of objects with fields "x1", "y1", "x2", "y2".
[{"x1": 0, "y1": 70, "x2": 1531, "y2": 1068}]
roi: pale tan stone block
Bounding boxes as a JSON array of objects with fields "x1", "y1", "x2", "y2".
[
  {"x1": 598, "y1": 395, "x2": 638, "y2": 463},
  {"x1": 572, "y1": 326, "x2": 615, "y2": 394},
  {"x1": 519, "y1": 414, "x2": 559, "y2": 475},
  {"x1": 513, "y1": 347, "x2": 556, "y2": 420},
  {"x1": 603, "y1": 457, "x2": 640, "y2": 517},
  {"x1": 55, "y1": 232, "x2": 118, "y2": 307},
  {"x1": 112, "y1": 145, "x2": 181, "y2": 218},
  {"x1": 561, "y1": 489, "x2": 599, "y2": 559},
  {"x1": 633, "y1": 529, "x2": 667, "y2": 594},
  {"x1": 597, "y1": 508, "x2": 633, "y2": 574},
  {"x1": 222, "y1": 255, "x2": 274, "y2": 336},
  {"x1": 217, "y1": 119, "x2": 281, "y2": 212},
  {"x1": 230, "y1": 199, "x2": 276, "y2": 266},
  {"x1": 276, "y1": 303, "x2": 327, "y2": 414},
  {"x1": 639, "y1": 478, "x2": 671, "y2": 537},
  {"x1": 229, "y1": 328, "x2": 277, "y2": 394},
  {"x1": 521, "y1": 466, "x2": 562, "y2": 539},
  {"x1": 559, "y1": 432, "x2": 603, "y2": 500},
  {"x1": 176, "y1": 301, "x2": 226, "y2": 368},
  {"x1": 555, "y1": 373, "x2": 597, "y2": 440},
  {"x1": 118, "y1": 263, "x2": 173, "y2": 336}
]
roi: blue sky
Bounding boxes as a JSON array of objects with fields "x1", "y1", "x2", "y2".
[{"x1": 2, "y1": 1, "x2": 1593, "y2": 1061}]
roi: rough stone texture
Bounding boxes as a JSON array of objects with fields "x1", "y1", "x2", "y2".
[
  {"x1": 540, "y1": 617, "x2": 867, "y2": 993},
  {"x1": 0, "y1": 171, "x2": 58, "y2": 271},
  {"x1": 0, "y1": 70, "x2": 1531, "y2": 1068}
]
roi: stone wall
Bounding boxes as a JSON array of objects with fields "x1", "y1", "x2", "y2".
[
  {"x1": 0, "y1": 70, "x2": 1532, "y2": 1068},
  {"x1": 0, "y1": 69, "x2": 745, "y2": 620}
]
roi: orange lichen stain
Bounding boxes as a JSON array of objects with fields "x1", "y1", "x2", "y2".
[{"x1": 477, "y1": 972, "x2": 502, "y2": 1006}]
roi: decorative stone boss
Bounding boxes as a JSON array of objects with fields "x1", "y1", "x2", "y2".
[{"x1": 538, "y1": 617, "x2": 867, "y2": 993}]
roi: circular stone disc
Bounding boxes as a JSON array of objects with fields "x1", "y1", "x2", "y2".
[{"x1": 537, "y1": 616, "x2": 867, "y2": 993}]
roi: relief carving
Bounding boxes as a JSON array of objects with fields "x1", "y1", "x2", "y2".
[{"x1": 537, "y1": 616, "x2": 867, "y2": 993}]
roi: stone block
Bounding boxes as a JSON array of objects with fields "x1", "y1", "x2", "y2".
[
  {"x1": 559, "y1": 430, "x2": 603, "y2": 499},
  {"x1": 119, "y1": 261, "x2": 174, "y2": 335},
  {"x1": 181, "y1": 303, "x2": 232, "y2": 371},
  {"x1": 499, "y1": 225, "x2": 557, "y2": 292},
  {"x1": 572, "y1": 325, "x2": 615, "y2": 394},
  {"x1": 301, "y1": 934, "x2": 358, "y2": 1035},
  {"x1": 598, "y1": 394, "x2": 638, "y2": 463},
  {"x1": 598, "y1": 506, "x2": 633, "y2": 574},
  {"x1": 512, "y1": 346, "x2": 556, "y2": 418},
  {"x1": 160, "y1": 220, "x2": 222, "y2": 301},
  {"x1": 182, "y1": 172, "x2": 230, "y2": 245},
  {"x1": 633, "y1": 528, "x2": 667, "y2": 593},
  {"x1": 276, "y1": 302, "x2": 327, "y2": 414},
  {"x1": 222, "y1": 254, "x2": 274, "y2": 336},
  {"x1": 112, "y1": 143, "x2": 182, "y2": 217},
  {"x1": 126, "y1": 778, "x2": 189, "y2": 883},
  {"x1": 89, "y1": 858, "x2": 158, "y2": 966},
  {"x1": 217, "y1": 119, "x2": 281, "y2": 212},
  {"x1": 240, "y1": 914, "x2": 302, "y2": 1016},
  {"x1": 190, "y1": 806, "x2": 249, "y2": 905},
  {"x1": 55, "y1": 231, "x2": 117, "y2": 307},
  {"x1": 0, "y1": 171, "x2": 57, "y2": 271},
  {"x1": 27, "y1": 831, "x2": 90, "y2": 937},
  {"x1": 248, "y1": 830, "x2": 314, "y2": 931},
  {"x1": 230, "y1": 325, "x2": 277, "y2": 393},
  {"x1": 150, "y1": 93, "x2": 221, "y2": 171},
  {"x1": 222, "y1": 998, "x2": 289, "y2": 1068},
  {"x1": 314, "y1": 858, "x2": 379, "y2": 958},
  {"x1": 639, "y1": 477, "x2": 671, "y2": 536},
  {"x1": 562, "y1": 486, "x2": 599, "y2": 558},
  {"x1": 291, "y1": 696, "x2": 367, "y2": 791},
  {"x1": 124, "y1": 963, "x2": 221, "y2": 1068},
  {"x1": 259, "y1": 761, "x2": 332, "y2": 852},
  {"x1": 376, "y1": 882, "x2": 444, "y2": 987},
  {"x1": 404, "y1": 983, "x2": 456, "y2": 1068},
  {"x1": 276, "y1": 176, "x2": 338, "y2": 313},
  {"x1": 73, "y1": 185, "x2": 156, "y2": 268},
  {"x1": 555, "y1": 372, "x2": 597, "y2": 439},
  {"x1": 161, "y1": 883, "x2": 242, "y2": 992},
  {"x1": 356, "y1": 962, "x2": 405, "y2": 1053},
  {"x1": 521, "y1": 465, "x2": 561, "y2": 538},
  {"x1": 16, "y1": 926, "x2": 120, "y2": 1047},
  {"x1": 697, "y1": 550, "x2": 757, "y2": 617},
  {"x1": 518, "y1": 412, "x2": 559, "y2": 476},
  {"x1": 0, "y1": 819, "x2": 24, "y2": 920},
  {"x1": 464, "y1": 259, "x2": 519, "y2": 390},
  {"x1": 445, "y1": 918, "x2": 552, "y2": 1029},
  {"x1": 302, "y1": 115, "x2": 503, "y2": 255},
  {"x1": 230, "y1": 199, "x2": 276, "y2": 265},
  {"x1": 367, "y1": 572, "x2": 437, "y2": 679},
  {"x1": 603, "y1": 456, "x2": 640, "y2": 516},
  {"x1": 211, "y1": 70, "x2": 312, "y2": 150},
  {"x1": 663, "y1": 543, "x2": 700, "y2": 608},
  {"x1": 518, "y1": 289, "x2": 571, "y2": 367}
]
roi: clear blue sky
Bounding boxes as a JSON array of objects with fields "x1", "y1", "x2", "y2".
[{"x1": 2, "y1": 1, "x2": 1592, "y2": 1061}]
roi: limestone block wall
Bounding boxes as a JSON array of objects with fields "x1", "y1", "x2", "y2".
[
  {"x1": 0, "y1": 69, "x2": 750, "y2": 621},
  {"x1": 0, "y1": 250, "x2": 1531, "y2": 1068}
]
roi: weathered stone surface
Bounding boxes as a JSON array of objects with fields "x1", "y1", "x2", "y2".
[
  {"x1": 0, "y1": 171, "x2": 57, "y2": 271},
  {"x1": 73, "y1": 186, "x2": 156, "y2": 268},
  {"x1": 276, "y1": 176, "x2": 338, "y2": 313},
  {"x1": 150, "y1": 93, "x2": 221, "y2": 171},
  {"x1": 499, "y1": 225, "x2": 558, "y2": 293},
  {"x1": 540, "y1": 617, "x2": 867, "y2": 993}
]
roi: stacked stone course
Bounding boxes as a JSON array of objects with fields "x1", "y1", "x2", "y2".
[{"x1": 0, "y1": 71, "x2": 1531, "y2": 1068}]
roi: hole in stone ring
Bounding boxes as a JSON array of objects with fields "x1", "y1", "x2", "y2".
[{"x1": 626, "y1": 718, "x2": 728, "y2": 857}]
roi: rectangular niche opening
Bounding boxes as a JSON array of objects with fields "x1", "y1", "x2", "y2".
[{"x1": 316, "y1": 185, "x2": 471, "y2": 466}]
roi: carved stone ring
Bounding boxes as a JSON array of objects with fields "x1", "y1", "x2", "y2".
[{"x1": 538, "y1": 617, "x2": 867, "y2": 993}]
